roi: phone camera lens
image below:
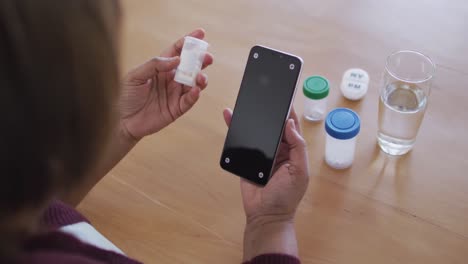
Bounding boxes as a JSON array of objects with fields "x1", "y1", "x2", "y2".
[
  {"x1": 253, "y1": 53, "x2": 259, "y2": 59},
  {"x1": 289, "y1": 64, "x2": 295, "y2": 70}
]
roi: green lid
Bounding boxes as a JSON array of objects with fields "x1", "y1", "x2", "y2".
[{"x1": 303, "y1": 76, "x2": 329, "y2": 100}]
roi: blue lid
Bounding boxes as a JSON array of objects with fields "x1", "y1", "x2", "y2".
[{"x1": 325, "y1": 108, "x2": 361, "y2": 140}]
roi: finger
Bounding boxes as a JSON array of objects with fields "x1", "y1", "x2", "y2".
[
  {"x1": 273, "y1": 163, "x2": 292, "y2": 178},
  {"x1": 201, "y1": 52, "x2": 214, "y2": 70},
  {"x1": 180, "y1": 87, "x2": 201, "y2": 114},
  {"x1": 166, "y1": 69, "x2": 176, "y2": 81},
  {"x1": 284, "y1": 119, "x2": 308, "y2": 166},
  {"x1": 223, "y1": 108, "x2": 233, "y2": 127},
  {"x1": 196, "y1": 73, "x2": 208, "y2": 90},
  {"x1": 161, "y1": 28, "x2": 206, "y2": 57},
  {"x1": 128, "y1": 57, "x2": 180, "y2": 82},
  {"x1": 288, "y1": 108, "x2": 302, "y2": 134},
  {"x1": 281, "y1": 108, "x2": 300, "y2": 143},
  {"x1": 182, "y1": 85, "x2": 192, "y2": 94}
]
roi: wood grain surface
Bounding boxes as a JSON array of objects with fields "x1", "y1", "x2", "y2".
[{"x1": 78, "y1": 0, "x2": 468, "y2": 263}]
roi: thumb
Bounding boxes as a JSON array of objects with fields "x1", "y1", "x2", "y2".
[
  {"x1": 129, "y1": 56, "x2": 180, "y2": 81},
  {"x1": 223, "y1": 108, "x2": 233, "y2": 127},
  {"x1": 284, "y1": 119, "x2": 307, "y2": 165}
]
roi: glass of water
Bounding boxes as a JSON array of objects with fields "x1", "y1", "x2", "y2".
[{"x1": 378, "y1": 50, "x2": 436, "y2": 155}]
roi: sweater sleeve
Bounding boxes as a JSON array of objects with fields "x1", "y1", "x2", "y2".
[
  {"x1": 243, "y1": 254, "x2": 301, "y2": 264},
  {"x1": 39, "y1": 200, "x2": 90, "y2": 229}
]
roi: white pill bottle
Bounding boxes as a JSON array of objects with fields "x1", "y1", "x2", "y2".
[
  {"x1": 174, "y1": 36, "x2": 209, "y2": 87},
  {"x1": 303, "y1": 76, "x2": 330, "y2": 122},
  {"x1": 324, "y1": 108, "x2": 361, "y2": 169}
]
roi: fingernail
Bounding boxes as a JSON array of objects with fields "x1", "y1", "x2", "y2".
[
  {"x1": 290, "y1": 119, "x2": 296, "y2": 129},
  {"x1": 203, "y1": 73, "x2": 208, "y2": 84},
  {"x1": 207, "y1": 54, "x2": 214, "y2": 64},
  {"x1": 157, "y1": 56, "x2": 179, "y2": 61}
]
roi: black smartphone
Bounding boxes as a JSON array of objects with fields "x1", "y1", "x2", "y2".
[{"x1": 220, "y1": 45, "x2": 303, "y2": 186}]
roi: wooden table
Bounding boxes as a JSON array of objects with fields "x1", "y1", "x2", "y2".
[{"x1": 78, "y1": 0, "x2": 468, "y2": 263}]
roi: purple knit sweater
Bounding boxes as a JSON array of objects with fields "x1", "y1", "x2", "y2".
[{"x1": 6, "y1": 201, "x2": 300, "y2": 264}]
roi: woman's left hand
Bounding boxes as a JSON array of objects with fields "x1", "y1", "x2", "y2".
[{"x1": 119, "y1": 29, "x2": 213, "y2": 141}]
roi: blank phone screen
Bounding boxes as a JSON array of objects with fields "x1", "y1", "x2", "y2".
[{"x1": 220, "y1": 46, "x2": 302, "y2": 185}]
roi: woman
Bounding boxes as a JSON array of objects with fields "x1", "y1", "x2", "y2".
[{"x1": 0, "y1": 1, "x2": 310, "y2": 263}]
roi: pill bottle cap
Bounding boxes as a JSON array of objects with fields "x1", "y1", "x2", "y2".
[
  {"x1": 184, "y1": 36, "x2": 210, "y2": 50},
  {"x1": 303, "y1": 76, "x2": 329, "y2": 100},
  {"x1": 325, "y1": 108, "x2": 361, "y2": 140}
]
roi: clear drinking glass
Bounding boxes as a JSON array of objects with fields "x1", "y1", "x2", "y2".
[{"x1": 378, "y1": 50, "x2": 436, "y2": 155}]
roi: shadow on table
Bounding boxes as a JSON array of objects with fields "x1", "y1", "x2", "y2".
[
  {"x1": 297, "y1": 145, "x2": 414, "y2": 259},
  {"x1": 367, "y1": 145, "x2": 411, "y2": 199}
]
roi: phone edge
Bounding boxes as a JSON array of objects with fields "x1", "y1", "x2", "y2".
[{"x1": 266, "y1": 48, "x2": 304, "y2": 183}]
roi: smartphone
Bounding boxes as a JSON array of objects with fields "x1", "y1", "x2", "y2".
[{"x1": 220, "y1": 45, "x2": 303, "y2": 186}]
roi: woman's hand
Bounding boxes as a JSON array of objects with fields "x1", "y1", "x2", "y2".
[
  {"x1": 223, "y1": 108, "x2": 309, "y2": 224},
  {"x1": 223, "y1": 108, "x2": 310, "y2": 261},
  {"x1": 63, "y1": 30, "x2": 213, "y2": 205},
  {"x1": 120, "y1": 29, "x2": 214, "y2": 141}
]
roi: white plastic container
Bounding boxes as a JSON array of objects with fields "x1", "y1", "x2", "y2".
[
  {"x1": 325, "y1": 108, "x2": 361, "y2": 169},
  {"x1": 174, "y1": 36, "x2": 209, "y2": 87},
  {"x1": 340, "y1": 68, "x2": 370, "y2": 101},
  {"x1": 303, "y1": 76, "x2": 330, "y2": 121}
]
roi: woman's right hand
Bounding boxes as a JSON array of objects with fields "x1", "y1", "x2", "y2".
[{"x1": 222, "y1": 108, "x2": 310, "y2": 261}]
